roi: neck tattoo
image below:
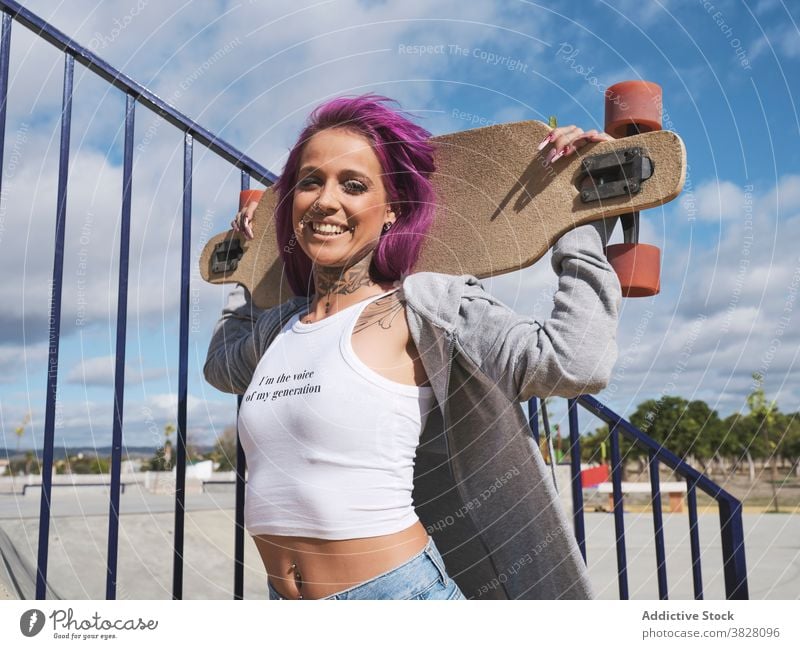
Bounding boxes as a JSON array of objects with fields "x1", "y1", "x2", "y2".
[{"x1": 301, "y1": 256, "x2": 377, "y2": 324}]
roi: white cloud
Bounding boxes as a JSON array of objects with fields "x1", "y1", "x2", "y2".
[
  {"x1": 693, "y1": 179, "x2": 748, "y2": 221},
  {"x1": 2, "y1": 0, "x2": 798, "y2": 445},
  {"x1": 66, "y1": 355, "x2": 165, "y2": 386},
  {"x1": 748, "y1": 22, "x2": 800, "y2": 63}
]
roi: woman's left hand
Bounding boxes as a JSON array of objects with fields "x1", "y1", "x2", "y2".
[{"x1": 537, "y1": 125, "x2": 614, "y2": 165}]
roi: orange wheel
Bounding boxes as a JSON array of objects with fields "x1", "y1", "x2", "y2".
[
  {"x1": 239, "y1": 189, "x2": 264, "y2": 210},
  {"x1": 604, "y1": 80, "x2": 662, "y2": 138},
  {"x1": 605, "y1": 243, "x2": 661, "y2": 297}
]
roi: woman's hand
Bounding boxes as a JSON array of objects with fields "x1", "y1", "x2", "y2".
[
  {"x1": 231, "y1": 200, "x2": 259, "y2": 240},
  {"x1": 537, "y1": 125, "x2": 614, "y2": 165}
]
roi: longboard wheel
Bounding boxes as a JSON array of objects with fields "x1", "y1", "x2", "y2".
[
  {"x1": 605, "y1": 80, "x2": 662, "y2": 138},
  {"x1": 605, "y1": 242, "x2": 661, "y2": 297},
  {"x1": 239, "y1": 189, "x2": 264, "y2": 210}
]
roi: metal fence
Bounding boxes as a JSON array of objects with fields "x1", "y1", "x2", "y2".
[
  {"x1": 528, "y1": 396, "x2": 748, "y2": 599},
  {"x1": 0, "y1": 0, "x2": 747, "y2": 601},
  {"x1": 0, "y1": 0, "x2": 273, "y2": 600}
]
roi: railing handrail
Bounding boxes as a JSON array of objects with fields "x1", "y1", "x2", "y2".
[
  {"x1": 578, "y1": 394, "x2": 740, "y2": 505},
  {"x1": 0, "y1": 0, "x2": 277, "y2": 186},
  {"x1": 572, "y1": 394, "x2": 748, "y2": 599}
]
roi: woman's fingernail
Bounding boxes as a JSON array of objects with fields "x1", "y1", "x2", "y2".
[
  {"x1": 550, "y1": 146, "x2": 569, "y2": 163},
  {"x1": 537, "y1": 132, "x2": 554, "y2": 151}
]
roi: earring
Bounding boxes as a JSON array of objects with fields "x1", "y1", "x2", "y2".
[{"x1": 382, "y1": 221, "x2": 393, "y2": 232}]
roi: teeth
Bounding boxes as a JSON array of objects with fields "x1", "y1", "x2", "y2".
[{"x1": 312, "y1": 223, "x2": 347, "y2": 234}]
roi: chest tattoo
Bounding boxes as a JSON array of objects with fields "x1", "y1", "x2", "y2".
[{"x1": 353, "y1": 294, "x2": 405, "y2": 335}]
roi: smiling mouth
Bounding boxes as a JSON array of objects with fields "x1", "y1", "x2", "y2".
[{"x1": 307, "y1": 222, "x2": 350, "y2": 237}]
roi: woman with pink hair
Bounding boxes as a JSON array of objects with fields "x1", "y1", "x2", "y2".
[{"x1": 205, "y1": 93, "x2": 619, "y2": 600}]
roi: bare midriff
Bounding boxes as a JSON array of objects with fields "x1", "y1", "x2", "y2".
[
  {"x1": 254, "y1": 520, "x2": 430, "y2": 599},
  {"x1": 254, "y1": 288, "x2": 432, "y2": 599}
]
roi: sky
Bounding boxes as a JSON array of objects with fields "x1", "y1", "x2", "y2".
[{"x1": 0, "y1": 0, "x2": 798, "y2": 452}]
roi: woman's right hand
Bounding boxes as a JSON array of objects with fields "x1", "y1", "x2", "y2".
[{"x1": 231, "y1": 200, "x2": 259, "y2": 240}]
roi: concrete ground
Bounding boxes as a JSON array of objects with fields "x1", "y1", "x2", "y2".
[{"x1": 1, "y1": 483, "x2": 797, "y2": 600}]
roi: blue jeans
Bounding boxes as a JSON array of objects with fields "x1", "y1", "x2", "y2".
[{"x1": 267, "y1": 536, "x2": 466, "y2": 600}]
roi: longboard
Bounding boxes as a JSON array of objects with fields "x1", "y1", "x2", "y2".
[{"x1": 200, "y1": 119, "x2": 685, "y2": 309}]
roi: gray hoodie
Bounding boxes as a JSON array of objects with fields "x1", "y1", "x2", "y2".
[{"x1": 204, "y1": 218, "x2": 621, "y2": 599}]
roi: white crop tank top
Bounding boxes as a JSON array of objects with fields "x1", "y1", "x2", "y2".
[{"x1": 237, "y1": 288, "x2": 436, "y2": 540}]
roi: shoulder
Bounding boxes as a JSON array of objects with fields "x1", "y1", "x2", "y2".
[{"x1": 400, "y1": 271, "x2": 510, "y2": 331}]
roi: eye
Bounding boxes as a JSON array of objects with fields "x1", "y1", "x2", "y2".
[
  {"x1": 297, "y1": 177, "x2": 317, "y2": 189},
  {"x1": 297, "y1": 177, "x2": 367, "y2": 194},
  {"x1": 343, "y1": 180, "x2": 367, "y2": 194}
]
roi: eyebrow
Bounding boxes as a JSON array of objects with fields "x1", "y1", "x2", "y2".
[{"x1": 298, "y1": 166, "x2": 372, "y2": 178}]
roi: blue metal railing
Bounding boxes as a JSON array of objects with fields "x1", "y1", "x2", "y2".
[
  {"x1": 529, "y1": 395, "x2": 748, "y2": 600},
  {"x1": 0, "y1": 0, "x2": 274, "y2": 601},
  {"x1": 0, "y1": 0, "x2": 747, "y2": 601}
]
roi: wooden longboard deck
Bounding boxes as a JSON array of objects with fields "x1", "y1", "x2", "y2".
[{"x1": 200, "y1": 119, "x2": 686, "y2": 309}]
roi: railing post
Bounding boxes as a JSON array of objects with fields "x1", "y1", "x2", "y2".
[
  {"x1": 608, "y1": 420, "x2": 629, "y2": 599},
  {"x1": 35, "y1": 51, "x2": 73, "y2": 601},
  {"x1": 233, "y1": 169, "x2": 251, "y2": 600},
  {"x1": 686, "y1": 476, "x2": 703, "y2": 599},
  {"x1": 105, "y1": 94, "x2": 136, "y2": 600},
  {"x1": 172, "y1": 132, "x2": 194, "y2": 599},
  {"x1": 0, "y1": 11, "x2": 12, "y2": 185},
  {"x1": 567, "y1": 398, "x2": 587, "y2": 564},
  {"x1": 648, "y1": 451, "x2": 669, "y2": 599},
  {"x1": 526, "y1": 397, "x2": 539, "y2": 445},
  {"x1": 718, "y1": 497, "x2": 748, "y2": 599}
]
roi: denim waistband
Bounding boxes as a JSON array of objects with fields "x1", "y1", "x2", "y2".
[{"x1": 268, "y1": 535, "x2": 450, "y2": 600}]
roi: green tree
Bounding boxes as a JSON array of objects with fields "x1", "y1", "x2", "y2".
[
  {"x1": 629, "y1": 396, "x2": 721, "y2": 472},
  {"x1": 747, "y1": 372, "x2": 780, "y2": 512},
  {"x1": 781, "y1": 412, "x2": 800, "y2": 476},
  {"x1": 579, "y1": 423, "x2": 641, "y2": 480},
  {"x1": 144, "y1": 445, "x2": 172, "y2": 472},
  {"x1": 64, "y1": 453, "x2": 110, "y2": 474},
  {"x1": 721, "y1": 411, "x2": 762, "y2": 482},
  {"x1": 209, "y1": 426, "x2": 238, "y2": 473}
]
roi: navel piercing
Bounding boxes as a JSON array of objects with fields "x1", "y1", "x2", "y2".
[{"x1": 289, "y1": 562, "x2": 303, "y2": 599}]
